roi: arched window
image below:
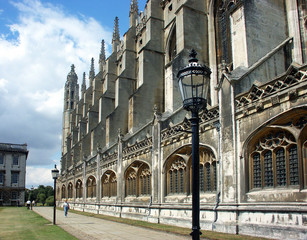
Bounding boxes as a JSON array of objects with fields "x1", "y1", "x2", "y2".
[
  {"x1": 102, "y1": 171, "x2": 117, "y2": 198},
  {"x1": 139, "y1": 167, "x2": 151, "y2": 195},
  {"x1": 166, "y1": 146, "x2": 217, "y2": 196},
  {"x1": 168, "y1": 26, "x2": 177, "y2": 62},
  {"x1": 215, "y1": 0, "x2": 235, "y2": 66},
  {"x1": 276, "y1": 148, "x2": 286, "y2": 186},
  {"x1": 61, "y1": 185, "x2": 66, "y2": 199},
  {"x1": 75, "y1": 179, "x2": 83, "y2": 198},
  {"x1": 86, "y1": 176, "x2": 96, "y2": 198},
  {"x1": 67, "y1": 182, "x2": 73, "y2": 199},
  {"x1": 125, "y1": 161, "x2": 151, "y2": 197},
  {"x1": 126, "y1": 169, "x2": 137, "y2": 196},
  {"x1": 167, "y1": 158, "x2": 186, "y2": 194},
  {"x1": 249, "y1": 131, "x2": 301, "y2": 189},
  {"x1": 264, "y1": 150, "x2": 273, "y2": 187},
  {"x1": 199, "y1": 150, "x2": 217, "y2": 193}
]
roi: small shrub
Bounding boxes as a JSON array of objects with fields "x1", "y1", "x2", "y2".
[{"x1": 45, "y1": 196, "x2": 54, "y2": 206}]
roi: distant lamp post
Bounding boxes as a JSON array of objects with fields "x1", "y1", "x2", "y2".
[
  {"x1": 177, "y1": 49, "x2": 211, "y2": 240},
  {"x1": 51, "y1": 164, "x2": 59, "y2": 225}
]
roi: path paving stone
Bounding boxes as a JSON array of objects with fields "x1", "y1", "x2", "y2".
[{"x1": 33, "y1": 207, "x2": 190, "y2": 240}]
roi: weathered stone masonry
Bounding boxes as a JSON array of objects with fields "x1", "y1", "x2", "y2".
[{"x1": 59, "y1": 0, "x2": 307, "y2": 239}]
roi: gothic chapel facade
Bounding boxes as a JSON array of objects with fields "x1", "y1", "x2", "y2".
[{"x1": 59, "y1": 0, "x2": 307, "y2": 238}]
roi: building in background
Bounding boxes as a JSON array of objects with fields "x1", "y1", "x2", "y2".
[
  {"x1": 0, "y1": 143, "x2": 28, "y2": 206},
  {"x1": 59, "y1": 0, "x2": 307, "y2": 239}
]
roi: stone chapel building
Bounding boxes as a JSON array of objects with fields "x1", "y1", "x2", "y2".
[{"x1": 58, "y1": 0, "x2": 307, "y2": 238}]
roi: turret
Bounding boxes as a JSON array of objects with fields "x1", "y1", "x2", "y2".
[
  {"x1": 129, "y1": 0, "x2": 139, "y2": 27},
  {"x1": 89, "y1": 58, "x2": 95, "y2": 87},
  {"x1": 81, "y1": 72, "x2": 86, "y2": 96},
  {"x1": 112, "y1": 17, "x2": 120, "y2": 52},
  {"x1": 64, "y1": 64, "x2": 79, "y2": 110},
  {"x1": 99, "y1": 40, "x2": 106, "y2": 72},
  {"x1": 62, "y1": 64, "x2": 79, "y2": 155}
]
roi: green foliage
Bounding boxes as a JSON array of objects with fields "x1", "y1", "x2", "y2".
[
  {"x1": 45, "y1": 196, "x2": 54, "y2": 206},
  {"x1": 25, "y1": 185, "x2": 54, "y2": 205},
  {"x1": 37, "y1": 193, "x2": 46, "y2": 203}
]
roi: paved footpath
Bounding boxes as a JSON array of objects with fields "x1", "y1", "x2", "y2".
[{"x1": 33, "y1": 207, "x2": 190, "y2": 240}]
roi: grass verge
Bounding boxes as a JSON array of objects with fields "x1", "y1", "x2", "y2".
[
  {"x1": 0, "y1": 207, "x2": 78, "y2": 240},
  {"x1": 67, "y1": 208, "x2": 270, "y2": 240}
]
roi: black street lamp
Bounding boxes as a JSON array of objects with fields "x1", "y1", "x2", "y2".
[
  {"x1": 177, "y1": 49, "x2": 211, "y2": 240},
  {"x1": 51, "y1": 164, "x2": 59, "y2": 225}
]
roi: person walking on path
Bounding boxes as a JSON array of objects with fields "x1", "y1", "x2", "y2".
[
  {"x1": 63, "y1": 200, "x2": 69, "y2": 217},
  {"x1": 26, "y1": 200, "x2": 31, "y2": 209}
]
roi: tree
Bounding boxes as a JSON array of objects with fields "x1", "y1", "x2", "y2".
[
  {"x1": 37, "y1": 193, "x2": 46, "y2": 204},
  {"x1": 24, "y1": 185, "x2": 54, "y2": 205}
]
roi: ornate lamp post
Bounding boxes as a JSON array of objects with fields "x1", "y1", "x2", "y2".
[
  {"x1": 177, "y1": 49, "x2": 211, "y2": 240},
  {"x1": 51, "y1": 164, "x2": 59, "y2": 225}
]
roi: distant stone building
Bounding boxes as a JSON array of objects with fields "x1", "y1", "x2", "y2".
[
  {"x1": 0, "y1": 143, "x2": 28, "y2": 206},
  {"x1": 59, "y1": 0, "x2": 307, "y2": 239}
]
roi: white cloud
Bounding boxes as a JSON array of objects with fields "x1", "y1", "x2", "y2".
[
  {"x1": 0, "y1": 78, "x2": 8, "y2": 93},
  {"x1": 27, "y1": 88, "x2": 63, "y2": 117},
  {"x1": 0, "y1": 0, "x2": 112, "y2": 187},
  {"x1": 26, "y1": 166, "x2": 54, "y2": 187}
]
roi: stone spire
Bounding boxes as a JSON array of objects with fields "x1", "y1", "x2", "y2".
[
  {"x1": 130, "y1": 0, "x2": 138, "y2": 15},
  {"x1": 89, "y1": 58, "x2": 95, "y2": 86},
  {"x1": 81, "y1": 72, "x2": 86, "y2": 95},
  {"x1": 67, "y1": 64, "x2": 78, "y2": 84},
  {"x1": 112, "y1": 17, "x2": 120, "y2": 52},
  {"x1": 130, "y1": 0, "x2": 139, "y2": 27},
  {"x1": 99, "y1": 39, "x2": 106, "y2": 72},
  {"x1": 64, "y1": 64, "x2": 79, "y2": 111}
]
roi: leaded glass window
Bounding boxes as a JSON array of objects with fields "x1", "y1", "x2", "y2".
[
  {"x1": 276, "y1": 148, "x2": 286, "y2": 186},
  {"x1": 200, "y1": 165, "x2": 204, "y2": 192},
  {"x1": 264, "y1": 151, "x2": 273, "y2": 187},
  {"x1": 206, "y1": 164, "x2": 211, "y2": 191},
  {"x1": 249, "y1": 128, "x2": 304, "y2": 190},
  {"x1": 289, "y1": 145, "x2": 299, "y2": 185},
  {"x1": 253, "y1": 153, "x2": 261, "y2": 188}
]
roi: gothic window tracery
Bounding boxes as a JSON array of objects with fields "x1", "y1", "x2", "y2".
[
  {"x1": 168, "y1": 158, "x2": 186, "y2": 194},
  {"x1": 61, "y1": 184, "x2": 66, "y2": 199},
  {"x1": 125, "y1": 161, "x2": 151, "y2": 197},
  {"x1": 68, "y1": 182, "x2": 73, "y2": 199},
  {"x1": 76, "y1": 179, "x2": 83, "y2": 198},
  {"x1": 199, "y1": 150, "x2": 217, "y2": 192},
  {"x1": 249, "y1": 125, "x2": 306, "y2": 190},
  {"x1": 102, "y1": 171, "x2": 117, "y2": 198},
  {"x1": 166, "y1": 146, "x2": 217, "y2": 196},
  {"x1": 86, "y1": 176, "x2": 96, "y2": 198}
]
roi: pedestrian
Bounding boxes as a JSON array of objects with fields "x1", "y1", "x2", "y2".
[
  {"x1": 63, "y1": 200, "x2": 70, "y2": 217},
  {"x1": 26, "y1": 200, "x2": 31, "y2": 209},
  {"x1": 32, "y1": 200, "x2": 35, "y2": 207}
]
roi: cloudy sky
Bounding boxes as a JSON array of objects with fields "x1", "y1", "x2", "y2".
[{"x1": 0, "y1": 0, "x2": 147, "y2": 188}]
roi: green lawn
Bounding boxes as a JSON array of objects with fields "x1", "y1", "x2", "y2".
[{"x1": 0, "y1": 207, "x2": 77, "y2": 240}]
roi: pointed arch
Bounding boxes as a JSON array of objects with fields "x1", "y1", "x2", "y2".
[
  {"x1": 124, "y1": 160, "x2": 151, "y2": 197},
  {"x1": 75, "y1": 179, "x2": 83, "y2": 199},
  {"x1": 86, "y1": 175, "x2": 96, "y2": 198},
  {"x1": 165, "y1": 145, "x2": 217, "y2": 196},
  {"x1": 67, "y1": 182, "x2": 73, "y2": 199},
  {"x1": 101, "y1": 170, "x2": 117, "y2": 198},
  {"x1": 166, "y1": 22, "x2": 177, "y2": 63},
  {"x1": 244, "y1": 108, "x2": 307, "y2": 191},
  {"x1": 61, "y1": 184, "x2": 66, "y2": 199}
]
